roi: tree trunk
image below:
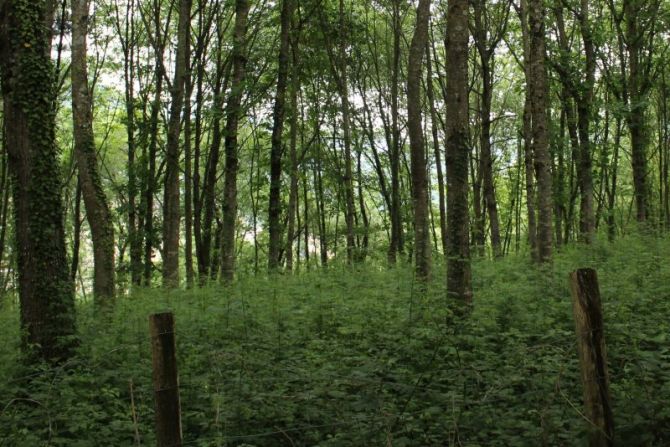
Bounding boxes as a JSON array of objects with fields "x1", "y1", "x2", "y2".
[
  {"x1": 426, "y1": 43, "x2": 447, "y2": 255},
  {"x1": 338, "y1": 0, "x2": 356, "y2": 265},
  {"x1": 1, "y1": 0, "x2": 77, "y2": 361},
  {"x1": 472, "y1": 0, "x2": 504, "y2": 257},
  {"x1": 71, "y1": 0, "x2": 116, "y2": 303},
  {"x1": 162, "y1": 0, "x2": 191, "y2": 288},
  {"x1": 407, "y1": 0, "x2": 432, "y2": 281},
  {"x1": 220, "y1": 0, "x2": 250, "y2": 283},
  {"x1": 624, "y1": 0, "x2": 650, "y2": 223},
  {"x1": 285, "y1": 47, "x2": 299, "y2": 272},
  {"x1": 388, "y1": 0, "x2": 403, "y2": 264},
  {"x1": 184, "y1": 44, "x2": 195, "y2": 289},
  {"x1": 575, "y1": 0, "x2": 596, "y2": 243},
  {"x1": 528, "y1": 0, "x2": 553, "y2": 263},
  {"x1": 120, "y1": 0, "x2": 142, "y2": 286},
  {"x1": 268, "y1": 0, "x2": 293, "y2": 271},
  {"x1": 144, "y1": 0, "x2": 166, "y2": 286},
  {"x1": 518, "y1": 0, "x2": 537, "y2": 261},
  {"x1": 445, "y1": 0, "x2": 472, "y2": 302}
]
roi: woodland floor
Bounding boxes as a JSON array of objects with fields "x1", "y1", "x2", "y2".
[{"x1": 1, "y1": 235, "x2": 669, "y2": 446}]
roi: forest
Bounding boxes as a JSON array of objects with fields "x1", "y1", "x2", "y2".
[{"x1": 0, "y1": 0, "x2": 669, "y2": 445}]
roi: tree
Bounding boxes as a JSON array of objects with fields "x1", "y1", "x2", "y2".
[
  {"x1": 268, "y1": 0, "x2": 294, "y2": 271},
  {"x1": 0, "y1": 0, "x2": 77, "y2": 361},
  {"x1": 388, "y1": 0, "x2": 404, "y2": 264},
  {"x1": 71, "y1": 0, "x2": 116, "y2": 303},
  {"x1": 445, "y1": 0, "x2": 472, "y2": 302},
  {"x1": 220, "y1": 0, "x2": 250, "y2": 283},
  {"x1": 407, "y1": 0, "x2": 432, "y2": 280},
  {"x1": 471, "y1": 0, "x2": 510, "y2": 257},
  {"x1": 528, "y1": 0, "x2": 553, "y2": 262},
  {"x1": 162, "y1": 0, "x2": 192, "y2": 287}
]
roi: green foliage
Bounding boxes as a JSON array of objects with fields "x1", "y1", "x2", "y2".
[{"x1": 1, "y1": 235, "x2": 669, "y2": 445}]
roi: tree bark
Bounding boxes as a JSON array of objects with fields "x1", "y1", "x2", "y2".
[
  {"x1": 518, "y1": 0, "x2": 537, "y2": 261},
  {"x1": 285, "y1": 42, "x2": 300, "y2": 272},
  {"x1": 426, "y1": 42, "x2": 447, "y2": 256},
  {"x1": 184, "y1": 40, "x2": 194, "y2": 289},
  {"x1": 268, "y1": 0, "x2": 293, "y2": 271},
  {"x1": 220, "y1": 0, "x2": 250, "y2": 283},
  {"x1": 338, "y1": 0, "x2": 356, "y2": 265},
  {"x1": 162, "y1": 0, "x2": 192, "y2": 288},
  {"x1": 1, "y1": 0, "x2": 77, "y2": 361},
  {"x1": 528, "y1": 0, "x2": 553, "y2": 263},
  {"x1": 71, "y1": 0, "x2": 116, "y2": 303},
  {"x1": 472, "y1": 0, "x2": 506, "y2": 257},
  {"x1": 407, "y1": 0, "x2": 432, "y2": 281},
  {"x1": 388, "y1": 0, "x2": 403, "y2": 264},
  {"x1": 445, "y1": 0, "x2": 472, "y2": 302},
  {"x1": 143, "y1": 0, "x2": 166, "y2": 286}
]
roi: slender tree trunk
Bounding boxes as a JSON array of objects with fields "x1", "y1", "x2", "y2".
[
  {"x1": 193, "y1": 7, "x2": 206, "y2": 280},
  {"x1": 120, "y1": 0, "x2": 142, "y2": 286},
  {"x1": 528, "y1": 0, "x2": 553, "y2": 263},
  {"x1": 338, "y1": 0, "x2": 356, "y2": 265},
  {"x1": 575, "y1": 0, "x2": 596, "y2": 242},
  {"x1": 407, "y1": 0, "x2": 432, "y2": 280},
  {"x1": 426, "y1": 43, "x2": 447, "y2": 255},
  {"x1": 162, "y1": 0, "x2": 192, "y2": 287},
  {"x1": 518, "y1": 0, "x2": 537, "y2": 260},
  {"x1": 388, "y1": 0, "x2": 403, "y2": 264},
  {"x1": 184, "y1": 44, "x2": 195, "y2": 289},
  {"x1": 1, "y1": 0, "x2": 77, "y2": 361},
  {"x1": 220, "y1": 0, "x2": 250, "y2": 283},
  {"x1": 0, "y1": 143, "x2": 9, "y2": 286},
  {"x1": 445, "y1": 0, "x2": 472, "y2": 302},
  {"x1": 624, "y1": 0, "x2": 650, "y2": 223},
  {"x1": 143, "y1": 0, "x2": 166, "y2": 286},
  {"x1": 70, "y1": 179, "x2": 82, "y2": 283},
  {"x1": 607, "y1": 117, "x2": 622, "y2": 240},
  {"x1": 268, "y1": 0, "x2": 293, "y2": 271},
  {"x1": 285, "y1": 49, "x2": 299, "y2": 272},
  {"x1": 315, "y1": 127, "x2": 328, "y2": 267},
  {"x1": 71, "y1": 0, "x2": 116, "y2": 303},
  {"x1": 200, "y1": 66, "x2": 224, "y2": 280}
]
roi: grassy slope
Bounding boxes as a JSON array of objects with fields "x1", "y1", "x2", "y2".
[{"x1": 1, "y1": 235, "x2": 669, "y2": 446}]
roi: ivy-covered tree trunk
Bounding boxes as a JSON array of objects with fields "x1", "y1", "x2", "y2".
[
  {"x1": 0, "y1": 0, "x2": 77, "y2": 361},
  {"x1": 220, "y1": 0, "x2": 250, "y2": 283},
  {"x1": 71, "y1": 0, "x2": 116, "y2": 304},
  {"x1": 162, "y1": 0, "x2": 191, "y2": 288},
  {"x1": 407, "y1": 0, "x2": 431, "y2": 281},
  {"x1": 268, "y1": 0, "x2": 293, "y2": 272},
  {"x1": 445, "y1": 0, "x2": 472, "y2": 303}
]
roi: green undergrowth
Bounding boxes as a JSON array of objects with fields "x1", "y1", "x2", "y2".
[{"x1": 1, "y1": 235, "x2": 669, "y2": 446}]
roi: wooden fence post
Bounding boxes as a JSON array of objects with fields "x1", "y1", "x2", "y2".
[
  {"x1": 149, "y1": 312, "x2": 182, "y2": 447},
  {"x1": 569, "y1": 268, "x2": 614, "y2": 447}
]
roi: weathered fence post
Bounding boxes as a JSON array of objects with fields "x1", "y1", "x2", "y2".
[
  {"x1": 569, "y1": 268, "x2": 614, "y2": 447},
  {"x1": 149, "y1": 312, "x2": 182, "y2": 447}
]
